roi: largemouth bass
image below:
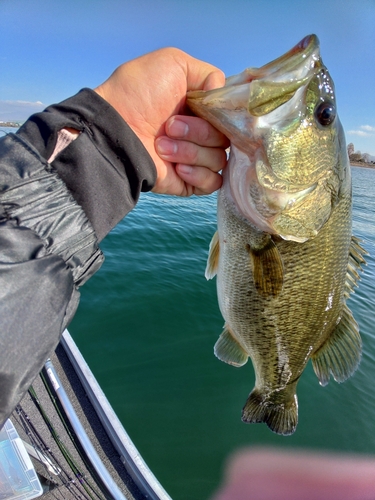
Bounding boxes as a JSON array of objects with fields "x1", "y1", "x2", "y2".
[{"x1": 187, "y1": 35, "x2": 366, "y2": 435}]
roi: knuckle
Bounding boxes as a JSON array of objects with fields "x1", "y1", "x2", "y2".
[
  {"x1": 191, "y1": 146, "x2": 200, "y2": 165},
  {"x1": 178, "y1": 141, "x2": 200, "y2": 166},
  {"x1": 199, "y1": 122, "x2": 212, "y2": 143}
]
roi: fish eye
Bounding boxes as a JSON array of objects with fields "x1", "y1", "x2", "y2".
[{"x1": 315, "y1": 101, "x2": 336, "y2": 126}]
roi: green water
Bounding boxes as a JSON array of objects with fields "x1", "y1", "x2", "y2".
[{"x1": 70, "y1": 167, "x2": 375, "y2": 500}]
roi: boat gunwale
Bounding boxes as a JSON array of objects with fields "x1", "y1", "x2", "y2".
[{"x1": 61, "y1": 329, "x2": 172, "y2": 500}]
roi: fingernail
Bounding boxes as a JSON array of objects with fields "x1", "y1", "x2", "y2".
[
  {"x1": 168, "y1": 118, "x2": 189, "y2": 138},
  {"x1": 156, "y1": 137, "x2": 177, "y2": 156}
]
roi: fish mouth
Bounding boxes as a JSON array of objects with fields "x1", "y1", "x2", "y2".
[
  {"x1": 236, "y1": 34, "x2": 321, "y2": 117},
  {"x1": 186, "y1": 34, "x2": 321, "y2": 140}
]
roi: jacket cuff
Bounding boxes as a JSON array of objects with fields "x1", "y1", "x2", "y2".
[
  {"x1": 17, "y1": 88, "x2": 157, "y2": 241},
  {"x1": 0, "y1": 133, "x2": 104, "y2": 287}
]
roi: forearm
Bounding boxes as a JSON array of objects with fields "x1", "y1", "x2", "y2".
[{"x1": 0, "y1": 89, "x2": 157, "y2": 427}]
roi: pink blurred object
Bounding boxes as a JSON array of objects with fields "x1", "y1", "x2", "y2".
[{"x1": 211, "y1": 447, "x2": 375, "y2": 500}]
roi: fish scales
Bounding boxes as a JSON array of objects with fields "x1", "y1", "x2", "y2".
[
  {"x1": 187, "y1": 34, "x2": 366, "y2": 435},
  {"x1": 217, "y1": 184, "x2": 351, "y2": 378}
]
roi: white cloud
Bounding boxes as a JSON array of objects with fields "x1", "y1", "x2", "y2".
[
  {"x1": 360, "y1": 125, "x2": 375, "y2": 132},
  {"x1": 2, "y1": 100, "x2": 44, "y2": 106},
  {"x1": 0, "y1": 100, "x2": 44, "y2": 121},
  {"x1": 348, "y1": 130, "x2": 372, "y2": 137},
  {"x1": 347, "y1": 125, "x2": 375, "y2": 156},
  {"x1": 348, "y1": 125, "x2": 375, "y2": 138}
]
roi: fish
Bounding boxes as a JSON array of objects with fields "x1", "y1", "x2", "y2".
[{"x1": 186, "y1": 34, "x2": 367, "y2": 435}]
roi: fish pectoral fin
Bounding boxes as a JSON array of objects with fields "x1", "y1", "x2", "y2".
[
  {"x1": 311, "y1": 304, "x2": 362, "y2": 387},
  {"x1": 214, "y1": 325, "x2": 248, "y2": 367},
  {"x1": 242, "y1": 385, "x2": 298, "y2": 436},
  {"x1": 205, "y1": 231, "x2": 220, "y2": 280},
  {"x1": 247, "y1": 238, "x2": 284, "y2": 298}
]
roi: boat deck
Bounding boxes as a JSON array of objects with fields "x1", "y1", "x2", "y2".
[{"x1": 10, "y1": 333, "x2": 169, "y2": 500}]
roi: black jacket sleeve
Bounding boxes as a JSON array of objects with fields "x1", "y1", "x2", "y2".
[
  {"x1": 17, "y1": 88, "x2": 157, "y2": 241},
  {"x1": 0, "y1": 89, "x2": 157, "y2": 427}
]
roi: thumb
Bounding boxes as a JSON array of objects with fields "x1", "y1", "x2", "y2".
[{"x1": 182, "y1": 52, "x2": 226, "y2": 92}]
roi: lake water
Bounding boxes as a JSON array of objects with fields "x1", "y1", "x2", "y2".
[
  {"x1": 70, "y1": 167, "x2": 375, "y2": 499},
  {"x1": 2, "y1": 127, "x2": 374, "y2": 499}
]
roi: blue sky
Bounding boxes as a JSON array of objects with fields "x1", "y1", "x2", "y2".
[{"x1": 1, "y1": 0, "x2": 374, "y2": 155}]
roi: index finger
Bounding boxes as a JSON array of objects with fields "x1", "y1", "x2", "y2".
[{"x1": 166, "y1": 115, "x2": 230, "y2": 148}]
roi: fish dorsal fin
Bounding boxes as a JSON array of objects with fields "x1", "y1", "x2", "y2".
[
  {"x1": 214, "y1": 324, "x2": 248, "y2": 367},
  {"x1": 345, "y1": 236, "x2": 367, "y2": 298},
  {"x1": 311, "y1": 304, "x2": 362, "y2": 387},
  {"x1": 205, "y1": 231, "x2": 220, "y2": 280},
  {"x1": 247, "y1": 238, "x2": 284, "y2": 298}
]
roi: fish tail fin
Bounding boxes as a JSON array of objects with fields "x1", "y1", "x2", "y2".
[{"x1": 242, "y1": 386, "x2": 298, "y2": 436}]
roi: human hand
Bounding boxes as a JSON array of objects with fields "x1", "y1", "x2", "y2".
[{"x1": 95, "y1": 48, "x2": 229, "y2": 196}]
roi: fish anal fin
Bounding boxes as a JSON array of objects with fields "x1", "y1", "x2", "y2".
[
  {"x1": 248, "y1": 238, "x2": 284, "y2": 298},
  {"x1": 214, "y1": 325, "x2": 248, "y2": 367},
  {"x1": 205, "y1": 231, "x2": 220, "y2": 280},
  {"x1": 242, "y1": 384, "x2": 298, "y2": 436},
  {"x1": 311, "y1": 304, "x2": 362, "y2": 387}
]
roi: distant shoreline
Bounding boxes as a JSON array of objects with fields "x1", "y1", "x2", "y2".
[
  {"x1": 350, "y1": 161, "x2": 375, "y2": 169},
  {"x1": 0, "y1": 122, "x2": 22, "y2": 128}
]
